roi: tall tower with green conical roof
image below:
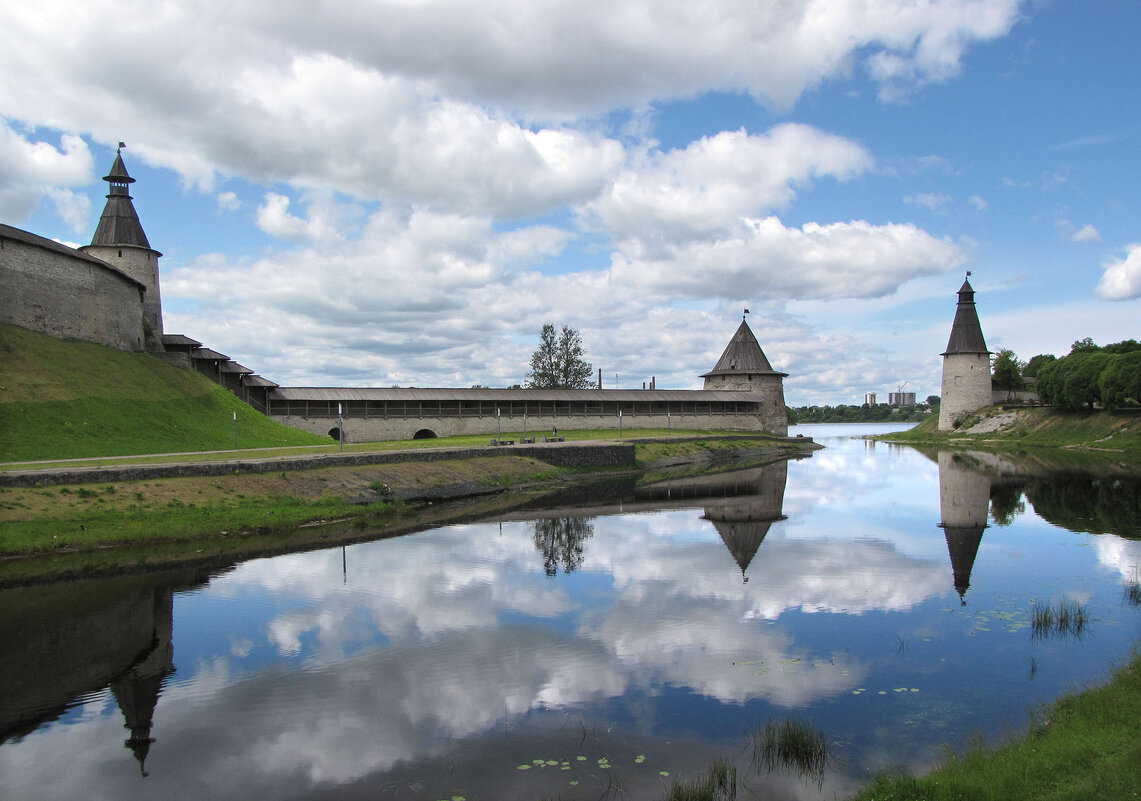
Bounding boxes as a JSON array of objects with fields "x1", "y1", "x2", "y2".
[
  {"x1": 80, "y1": 145, "x2": 164, "y2": 350},
  {"x1": 938, "y1": 274, "x2": 991, "y2": 430}
]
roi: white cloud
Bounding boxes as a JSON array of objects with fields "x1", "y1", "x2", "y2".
[
  {"x1": 904, "y1": 192, "x2": 952, "y2": 214},
  {"x1": 1070, "y1": 223, "x2": 1101, "y2": 243},
  {"x1": 43, "y1": 187, "x2": 91, "y2": 232},
  {"x1": 1096, "y1": 243, "x2": 1141, "y2": 301},
  {"x1": 0, "y1": 124, "x2": 93, "y2": 228},
  {"x1": 254, "y1": 192, "x2": 357, "y2": 242},
  {"x1": 608, "y1": 216, "x2": 968, "y2": 303},
  {"x1": 165, "y1": 196, "x2": 965, "y2": 393},
  {"x1": 217, "y1": 191, "x2": 241, "y2": 213},
  {"x1": 0, "y1": 0, "x2": 1020, "y2": 201},
  {"x1": 583, "y1": 124, "x2": 873, "y2": 245}
]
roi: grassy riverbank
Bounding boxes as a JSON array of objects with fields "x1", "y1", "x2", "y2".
[
  {"x1": 0, "y1": 434, "x2": 811, "y2": 587},
  {"x1": 881, "y1": 406, "x2": 1141, "y2": 456},
  {"x1": 852, "y1": 651, "x2": 1141, "y2": 801}
]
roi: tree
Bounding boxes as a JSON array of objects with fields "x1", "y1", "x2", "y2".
[
  {"x1": 926, "y1": 395, "x2": 941, "y2": 407},
  {"x1": 1102, "y1": 338, "x2": 1141, "y2": 355},
  {"x1": 992, "y1": 349, "x2": 1024, "y2": 399},
  {"x1": 989, "y1": 484, "x2": 1025, "y2": 526},
  {"x1": 1099, "y1": 351, "x2": 1141, "y2": 409},
  {"x1": 1070, "y1": 337, "x2": 1100, "y2": 354},
  {"x1": 532, "y1": 517, "x2": 595, "y2": 576},
  {"x1": 1061, "y1": 352, "x2": 1113, "y2": 410},
  {"x1": 1035, "y1": 359, "x2": 1063, "y2": 406},
  {"x1": 1024, "y1": 354, "x2": 1056, "y2": 378},
  {"x1": 526, "y1": 323, "x2": 594, "y2": 389}
]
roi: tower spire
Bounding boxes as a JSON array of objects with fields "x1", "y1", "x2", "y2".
[
  {"x1": 91, "y1": 144, "x2": 150, "y2": 248},
  {"x1": 80, "y1": 145, "x2": 165, "y2": 348}
]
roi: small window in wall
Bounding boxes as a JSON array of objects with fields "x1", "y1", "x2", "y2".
[
  {"x1": 412, "y1": 428, "x2": 438, "y2": 439},
  {"x1": 118, "y1": 249, "x2": 123, "y2": 257}
]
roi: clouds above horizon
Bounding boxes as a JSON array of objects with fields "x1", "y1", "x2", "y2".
[
  {"x1": 0, "y1": 0, "x2": 1023, "y2": 213},
  {"x1": 2, "y1": 0, "x2": 1136, "y2": 401}
]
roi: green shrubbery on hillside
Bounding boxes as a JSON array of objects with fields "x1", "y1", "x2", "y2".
[
  {"x1": 0, "y1": 324, "x2": 326, "y2": 461},
  {"x1": 1022, "y1": 338, "x2": 1141, "y2": 411}
]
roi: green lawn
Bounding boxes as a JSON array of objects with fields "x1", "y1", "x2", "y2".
[{"x1": 0, "y1": 323, "x2": 328, "y2": 461}]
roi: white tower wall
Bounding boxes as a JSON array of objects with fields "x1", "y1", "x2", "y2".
[{"x1": 939, "y1": 352, "x2": 991, "y2": 430}]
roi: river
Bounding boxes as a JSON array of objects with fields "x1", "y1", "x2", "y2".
[{"x1": 2, "y1": 423, "x2": 1139, "y2": 800}]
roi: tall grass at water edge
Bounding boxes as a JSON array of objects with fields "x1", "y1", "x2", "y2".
[{"x1": 1029, "y1": 599, "x2": 1090, "y2": 641}]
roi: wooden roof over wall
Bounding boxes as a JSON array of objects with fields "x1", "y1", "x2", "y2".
[{"x1": 269, "y1": 387, "x2": 766, "y2": 402}]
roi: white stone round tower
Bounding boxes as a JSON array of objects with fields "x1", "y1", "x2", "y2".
[
  {"x1": 938, "y1": 275, "x2": 991, "y2": 431},
  {"x1": 80, "y1": 146, "x2": 164, "y2": 351},
  {"x1": 701, "y1": 317, "x2": 788, "y2": 436}
]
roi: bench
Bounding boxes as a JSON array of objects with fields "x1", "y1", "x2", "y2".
[
  {"x1": 542, "y1": 436, "x2": 565, "y2": 443},
  {"x1": 489, "y1": 439, "x2": 515, "y2": 446}
]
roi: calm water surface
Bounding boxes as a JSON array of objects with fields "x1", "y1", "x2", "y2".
[{"x1": 2, "y1": 424, "x2": 1139, "y2": 800}]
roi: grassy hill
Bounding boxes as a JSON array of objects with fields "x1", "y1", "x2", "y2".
[
  {"x1": 0, "y1": 323, "x2": 326, "y2": 461},
  {"x1": 882, "y1": 405, "x2": 1141, "y2": 454}
]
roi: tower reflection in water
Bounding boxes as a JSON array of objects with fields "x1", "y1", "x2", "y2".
[
  {"x1": 0, "y1": 569, "x2": 211, "y2": 775},
  {"x1": 523, "y1": 459, "x2": 790, "y2": 583},
  {"x1": 937, "y1": 451, "x2": 990, "y2": 605}
]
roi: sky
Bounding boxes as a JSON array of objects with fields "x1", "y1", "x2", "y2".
[{"x1": 1, "y1": 0, "x2": 1138, "y2": 404}]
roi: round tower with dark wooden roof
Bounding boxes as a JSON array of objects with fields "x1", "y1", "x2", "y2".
[
  {"x1": 80, "y1": 145, "x2": 165, "y2": 350},
  {"x1": 938, "y1": 274, "x2": 991, "y2": 430},
  {"x1": 701, "y1": 317, "x2": 788, "y2": 435}
]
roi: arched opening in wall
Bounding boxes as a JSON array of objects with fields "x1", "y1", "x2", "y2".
[
  {"x1": 328, "y1": 427, "x2": 342, "y2": 441},
  {"x1": 412, "y1": 429, "x2": 438, "y2": 440}
]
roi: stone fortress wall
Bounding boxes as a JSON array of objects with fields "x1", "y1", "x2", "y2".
[
  {"x1": 276, "y1": 408, "x2": 771, "y2": 442},
  {"x1": 0, "y1": 224, "x2": 148, "y2": 353}
]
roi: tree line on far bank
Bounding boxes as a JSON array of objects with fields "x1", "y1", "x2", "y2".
[
  {"x1": 788, "y1": 400, "x2": 937, "y2": 424},
  {"x1": 997, "y1": 338, "x2": 1141, "y2": 411}
]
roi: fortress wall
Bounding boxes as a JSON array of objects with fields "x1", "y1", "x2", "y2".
[
  {"x1": 702, "y1": 376, "x2": 788, "y2": 436},
  {"x1": 273, "y1": 410, "x2": 776, "y2": 442},
  {"x1": 81, "y1": 243, "x2": 163, "y2": 342},
  {"x1": 0, "y1": 231, "x2": 146, "y2": 352}
]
